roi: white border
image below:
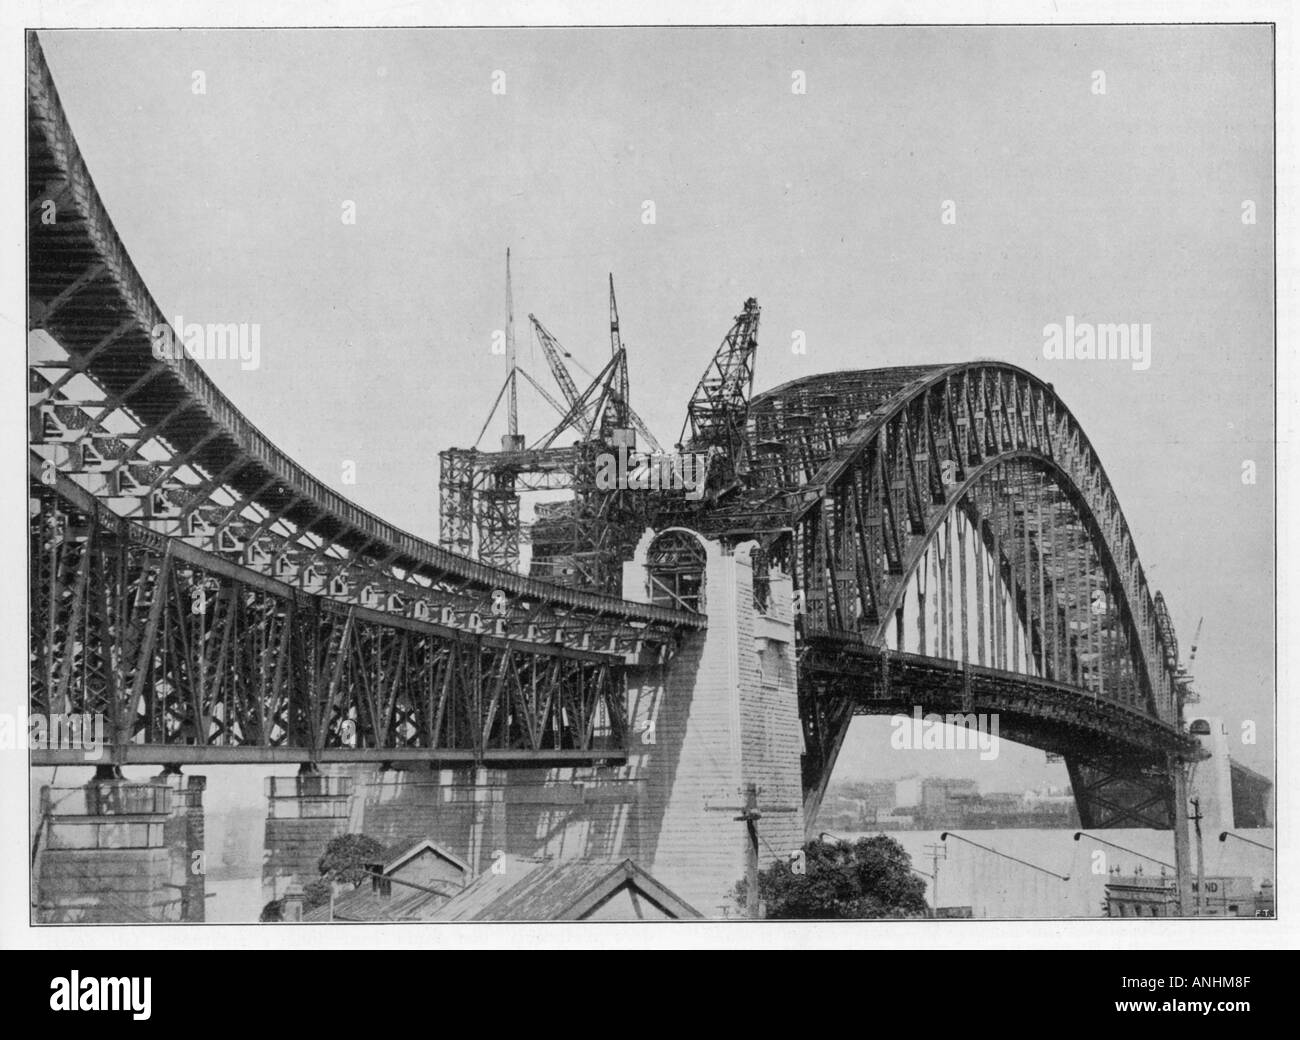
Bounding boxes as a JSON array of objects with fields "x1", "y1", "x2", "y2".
[{"x1": 1, "y1": 0, "x2": 1294, "y2": 952}]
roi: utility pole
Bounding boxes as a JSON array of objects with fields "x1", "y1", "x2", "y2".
[
  {"x1": 923, "y1": 842, "x2": 948, "y2": 910},
  {"x1": 710, "y1": 784, "x2": 796, "y2": 918},
  {"x1": 1169, "y1": 755, "x2": 1194, "y2": 917},
  {"x1": 734, "y1": 783, "x2": 762, "y2": 919},
  {"x1": 1190, "y1": 795, "x2": 1205, "y2": 917}
]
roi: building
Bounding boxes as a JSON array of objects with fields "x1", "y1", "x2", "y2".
[
  {"x1": 919, "y1": 778, "x2": 979, "y2": 827},
  {"x1": 297, "y1": 837, "x2": 470, "y2": 922},
  {"x1": 427, "y1": 857, "x2": 703, "y2": 922},
  {"x1": 1104, "y1": 874, "x2": 1269, "y2": 918}
]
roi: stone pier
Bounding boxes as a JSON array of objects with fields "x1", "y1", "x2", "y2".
[{"x1": 36, "y1": 767, "x2": 206, "y2": 923}]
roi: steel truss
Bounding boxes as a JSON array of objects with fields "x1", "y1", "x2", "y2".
[
  {"x1": 31, "y1": 476, "x2": 626, "y2": 766},
  {"x1": 705, "y1": 363, "x2": 1196, "y2": 825},
  {"x1": 26, "y1": 33, "x2": 700, "y2": 678}
]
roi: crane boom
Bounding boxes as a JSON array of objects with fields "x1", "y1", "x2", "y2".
[
  {"x1": 608, "y1": 274, "x2": 630, "y2": 432},
  {"x1": 529, "y1": 315, "x2": 594, "y2": 438},
  {"x1": 529, "y1": 312, "x2": 664, "y2": 452},
  {"x1": 505, "y1": 248, "x2": 518, "y2": 439}
]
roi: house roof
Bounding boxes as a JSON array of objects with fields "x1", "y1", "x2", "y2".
[
  {"x1": 381, "y1": 837, "x2": 470, "y2": 877},
  {"x1": 426, "y1": 858, "x2": 702, "y2": 922},
  {"x1": 302, "y1": 879, "x2": 459, "y2": 923}
]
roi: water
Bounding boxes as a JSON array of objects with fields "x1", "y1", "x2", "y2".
[{"x1": 204, "y1": 876, "x2": 265, "y2": 923}]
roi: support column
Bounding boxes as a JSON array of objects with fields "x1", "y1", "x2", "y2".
[
  {"x1": 261, "y1": 765, "x2": 353, "y2": 906},
  {"x1": 35, "y1": 767, "x2": 177, "y2": 923},
  {"x1": 155, "y1": 765, "x2": 207, "y2": 922}
]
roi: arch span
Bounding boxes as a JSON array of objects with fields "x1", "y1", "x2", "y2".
[{"x1": 721, "y1": 362, "x2": 1199, "y2": 828}]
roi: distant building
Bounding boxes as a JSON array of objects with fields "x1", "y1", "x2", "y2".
[
  {"x1": 935, "y1": 906, "x2": 973, "y2": 919},
  {"x1": 815, "y1": 779, "x2": 898, "y2": 830},
  {"x1": 1104, "y1": 874, "x2": 1270, "y2": 918},
  {"x1": 1104, "y1": 874, "x2": 1177, "y2": 917},
  {"x1": 857, "y1": 780, "x2": 897, "y2": 822},
  {"x1": 919, "y1": 778, "x2": 979, "y2": 826},
  {"x1": 825, "y1": 776, "x2": 1082, "y2": 831}
]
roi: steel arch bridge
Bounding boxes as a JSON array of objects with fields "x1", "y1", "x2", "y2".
[
  {"x1": 723, "y1": 366, "x2": 1201, "y2": 828},
  {"x1": 26, "y1": 36, "x2": 1200, "y2": 829}
]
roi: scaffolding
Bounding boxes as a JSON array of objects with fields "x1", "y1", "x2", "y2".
[{"x1": 439, "y1": 261, "x2": 762, "y2": 595}]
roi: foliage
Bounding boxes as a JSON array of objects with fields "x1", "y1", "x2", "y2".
[
  {"x1": 734, "y1": 835, "x2": 930, "y2": 919},
  {"x1": 317, "y1": 833, "x2": 387, "y2": 888},
  {"x1": 302, "y1": 877, "x2": 334, "y2": 912}
]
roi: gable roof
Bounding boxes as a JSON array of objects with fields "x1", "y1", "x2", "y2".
[
  {"x1": 426, "y1": 858, "x2": 702, "y2": 922},
  {"x1": 301, "y1": 871, "x2": 465, "y2": 923},
  {"x1": 381, "y1": 837, "x2": 470, "y2": 877}
]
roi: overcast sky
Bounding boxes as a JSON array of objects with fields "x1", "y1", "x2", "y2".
[{"x1": 36, "y1": 26, "x2": 1273, "y2": 799}]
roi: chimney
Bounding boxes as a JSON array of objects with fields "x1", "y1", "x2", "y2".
[{"x1": 282, "y1": 882, "x2": 305, "y2": 922}]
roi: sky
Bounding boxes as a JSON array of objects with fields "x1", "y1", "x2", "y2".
[{"x1": 34, "y1": 26, "x2": 1274, "y2": 798}]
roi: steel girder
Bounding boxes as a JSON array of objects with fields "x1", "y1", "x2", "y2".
[{"x1": 30, "y1": 475, "x2": 627, "y2": 766}]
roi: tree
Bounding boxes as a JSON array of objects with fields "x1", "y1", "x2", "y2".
[
  {"x1": 302, "y1": 877, "x2": 333, "y2": 913},
  {"x1": 317, "y1": 833, "x2": 386, "y2": 889},
  {"x1": 734, "y1": 835, "x2": 930, "y2": 919}
]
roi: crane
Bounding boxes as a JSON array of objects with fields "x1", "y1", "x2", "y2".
[
  {"x1": 680, "y1": 296, "x2": 761, "y2": 494},
  {"x1": 528, "y1": 308, "x2": 665, "y2": 452},
  {"x1": 529, "y1": 315, "x2": 596, "y2": 440},
  {"x1": 1171, "y1": 614, "x2": 1204, "y2": 706},
  {"x1": 606, "y1": 274, "x2": 630, "y2": 435},
  {"x1": 1188, "y1": 617, "x2": 1204, "y2": 668}
]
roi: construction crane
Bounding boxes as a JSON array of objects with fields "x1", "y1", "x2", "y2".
[
  {"x1": 680, "y1": 296, "x2": 761, "y2": 495},
  {"x1": 1156, "y1": 591, "x2": 1202, "y2": 708},
  {"x1": 1178, "y1": 617, "x2": 1204, "y2": 705},
  {"x1": 528, "y1": 315, "x2": 596, "y2": 440},
  {"x1": 471, "y1": 248, "x2": 526, "y2": 451},
  {"x1": 605, "y1": 274, "x2": 630, "y2": 437},
  {"x1": 532, "y1": 348, "x2": 626, "y2": 450},
  {"x1": 529, "y1": 303, "x2": 664, "y2": 451},
  {"x1": 443, "y1": 259, "x2": 728, "y2": 591},
  {"x1": 505, "y1": 248, "x2": 520, "y2": 443}
]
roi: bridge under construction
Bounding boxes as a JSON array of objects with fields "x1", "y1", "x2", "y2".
[{"x1": 27, "y1": 34, "x2": 1240, "y2": 921}]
